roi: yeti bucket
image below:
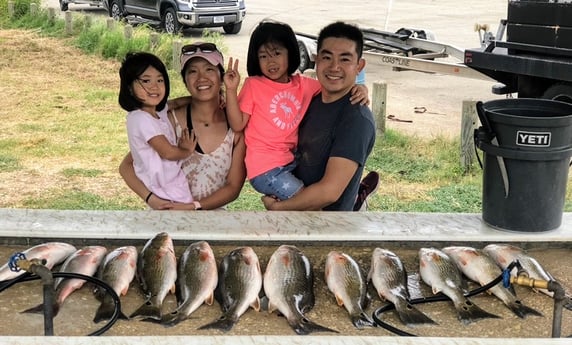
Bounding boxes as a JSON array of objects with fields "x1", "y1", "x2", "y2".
[{"x1": 475, "y1": 98, "x2": 572, "y2": 232}]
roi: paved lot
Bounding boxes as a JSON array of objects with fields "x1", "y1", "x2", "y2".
[{"x1": 46, "y1": 0, "x2": 509, "y2": 137}]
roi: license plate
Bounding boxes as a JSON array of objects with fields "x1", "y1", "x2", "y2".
[{"x1": 213, "y1": 16, "x2": 224, "y2": 23}]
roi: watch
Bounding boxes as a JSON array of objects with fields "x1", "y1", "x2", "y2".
[{"x1": 193, "y1": 201, "x2": 202, "y2": 210}]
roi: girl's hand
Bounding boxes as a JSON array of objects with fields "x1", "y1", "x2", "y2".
[
  {"x1": 178, "y1": 128, "x2": 197, "y2": 153},
  {"x1": 349, "y1": 83, "x2": 370, "y2": 106},
  {"x1": 224, "y1": 57, "x2": 241, "y2": 92}
]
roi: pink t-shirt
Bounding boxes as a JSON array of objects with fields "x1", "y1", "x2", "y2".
[
  {"x1": 126, "y1": 108, "x2": 193, "y2": 203},
  {"x1": 238, "y1": 74, "x2": 321, "y2": 179}
]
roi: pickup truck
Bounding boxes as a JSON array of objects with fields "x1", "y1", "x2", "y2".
[{"x1": 106, "y1": 0, "x2": 246, "y2": 35}]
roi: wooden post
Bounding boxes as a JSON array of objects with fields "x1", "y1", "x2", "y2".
[
  {"x1": 150, "y1": 32, "x2": 160, "y2": 50},
  {"x1": 107, "y1": 17, "x2": 115, "y2": 30},
  {"x1": 124, "y1": 24, "x2": 133, "y2": 39},
  {"x1": 372, "y1": 81, "x2": 387, "y2": 135},
  {"x1": 30, "y1": 3, "x2": 38, "y2": 15},
  {"x1": 173, "y1": 40, "x2": 182, "y2": 72},
  {"x1": 48, "y1": 7, "x2": 56, "y2": 22},
  {"x1": 8, "y1": 1, "x2": 14, "y2": 17},
  {"x1": 461, "y1": 100, "x2": 479, "y2": 171},
  {"x1": 65, "y1": 11, "x2": 73, "y2": 35}
]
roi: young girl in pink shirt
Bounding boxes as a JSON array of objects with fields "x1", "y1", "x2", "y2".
[{"x1": 225, "y1": 21, "x2": 368, "y2": 201}]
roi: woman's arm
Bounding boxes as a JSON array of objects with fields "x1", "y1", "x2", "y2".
[{"x1": 118, "y1": 152, "x2": 173, "y2": 210}]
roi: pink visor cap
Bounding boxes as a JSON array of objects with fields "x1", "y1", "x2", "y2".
[{"x1": 180, "y1": 42, "x2": 224, "y2": 71}]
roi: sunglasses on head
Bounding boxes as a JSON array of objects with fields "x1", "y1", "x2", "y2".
[{"x1": 181, "y1": 43, "x2": 219, "y2": 55}]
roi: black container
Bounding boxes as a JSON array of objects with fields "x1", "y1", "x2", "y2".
[{"x1": 476, "y1": 98, "x2": 572, "y2": 232}]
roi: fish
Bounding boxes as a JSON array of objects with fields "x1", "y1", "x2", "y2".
[
  {"x1": 442, "y1": 246, "x2": 542, "y2": 318},
  {"x1": 325, "y1": 250, "x2": 375, "y2": 329},
  {"x1": 198, "y1": 246, "x2": 262, "y2": 332},
  {"x1": 418, "y1": 247, "x2": 500, "y2": 324},
  {"x1": 161, "y1": 241, "x2": 218, "y2": 327},
  {"x1": 129, "y1": 232, "x2": 177, "y2": 321},
  {"x1": 22, "y1": 245, "x2": 108, "y2": 317},
  {"x1": 263, "y1": 244, "x2": 337, "y2": 335},
  {"x1": 0, "y1": 242, "x2": 77, "y2": 281},
  {"x1": 93, "y1": 246, "x2": 138, "y2": 323},
  {"x1": 483, "y1": 243, "x2": 572, "y2": 310},
  {"x1": 368, "y1": 248, "x2": 436, "y2": 326}
]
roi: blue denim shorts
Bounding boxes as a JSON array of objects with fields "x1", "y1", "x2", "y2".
[{"x1": 249, "y1": 161, "x2": 304, "y2": 200}]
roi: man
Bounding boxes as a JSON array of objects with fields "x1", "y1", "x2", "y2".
[{"x1": 263, "y1": 21, "x2": 377, "y2": 211}]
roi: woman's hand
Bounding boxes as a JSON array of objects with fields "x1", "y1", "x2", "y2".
[
  {"x1": 349, "y1": 83, "x2": 370, "y2": 106},
  {"x1": 224, "y1": 57, "x2": 241, "y2": 92}
]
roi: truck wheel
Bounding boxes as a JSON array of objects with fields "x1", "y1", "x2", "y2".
[
  {"x1": 162, "y1": 7, "x2": 180, "y2": 34},
  {"x1": 542, "y1": 83, "x2": 572, "y2": 104},
  {"x1": 59, "y1": 0, "x2": 68, "y2": 11},
  {"x1": 223, "y1": 22, "x2": 242, "y2": 34},
  {"x1": 298, "y1": 40, "x2": 313, "y2": 72},
  {"x1": 109, "y1": 0, "x2": 123, "y2": 20}
]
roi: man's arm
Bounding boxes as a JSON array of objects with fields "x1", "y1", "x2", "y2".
[{"x1": 263, "y1": 157, "x2": 358, "y2": 210}]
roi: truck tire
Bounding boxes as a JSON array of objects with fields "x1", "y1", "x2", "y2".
[
  {"x1": 162, "y1": 7, "x2": 180, "y2": 34},
  {"x1": 542, "y1": 83, "x2": 572, "y2": 104},
  {"x1": 109, "y1": 0, "x2": 124, "y2": 20},
  {"x1": 298, "y1": 40, "x2": 313, "y2": 72},
  {"x1": 59, "y1": 0, "x2": 68, "y2": 11},
  {"x1": 223, "y1": 22, "x2": 242, "y2": 34}
]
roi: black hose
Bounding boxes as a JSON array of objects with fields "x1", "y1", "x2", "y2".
[
  {"x1": 0, "y1": 272, "x2": 121, "y2": 336},
  {"x1": 372, "y1": 260, "x2": 520, "y2": 336}
]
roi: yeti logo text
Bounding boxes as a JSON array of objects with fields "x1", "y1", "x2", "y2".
[{"x1": 516, "y1": 131, "x2": 551, "y2": 147}]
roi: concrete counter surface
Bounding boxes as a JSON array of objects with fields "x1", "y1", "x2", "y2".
[
  {"x1": 0, "y1": 209, "x2": 571, "y2": 243},
  {"x1": 2, "y1": 336, "x2": 572, "y2": 345}
]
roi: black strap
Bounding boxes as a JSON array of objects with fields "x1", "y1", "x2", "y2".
[{"x1": 186, "y1": 104, "x2": 204, "y2": 154}]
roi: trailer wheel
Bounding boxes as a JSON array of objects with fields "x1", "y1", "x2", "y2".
[
  {"x1": 298, "y1": 40, "x2": 314, "y2": 72},
  {"x1": 542, "y1": 83, "x2": 572, "y2": 104}
]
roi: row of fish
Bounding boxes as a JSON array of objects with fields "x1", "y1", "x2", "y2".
[{"x1": 0, "y1": 236, "x2": 569, "y2": 335}]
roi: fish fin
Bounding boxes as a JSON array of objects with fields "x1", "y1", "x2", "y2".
[
  {"x1": 350, "y1": 311, "x2": 376, "y2": 329},
  {"x1": 506, "y1": 300, "x2": 543, "y2": 318},
  {"x1": 170, "y1": 284, "x2": 176, "y2": 294},
  {"x1": 431, "y1": 286, "x2": 441, "y2": 295},
  {"x1": 291, "y1": 316, "x2": 339, "y2": 335},
  {"x1": 394, "y1": 299, "x2": 436, "y2": 326},
  {"x1": 334, "y1": 294, "x2": 345, "y2": 307},
  {"x1": 160, "y1": 310, "x2": 186, "y2": 328},
  {"x1": 129, "y1": 300, "x2": 161, "y2": 321},
  {"x1": 198, "y1": 314, "x2": 237, "y2": 332},
  {"x1": 251, "y1": 296, "x2": 261, "y2": 312},
  {"x1": 93, "y1": 299, "x2": 128, "y2": 323},
  {"x1": 456, "y1": 298, "x2": 501, "y2": 324},
  {"x1": 267, "y1": 300, "x2": 277, "y2": 314},
  {"x1": 21, "y1": 303, "x2": 45, "y2": 314},
  {"x1": 205, "y1": 291, "x2": 215, "y2": 306},
  {"x1": 120, "y1": 286, "x2": 130, "y2": 296}
]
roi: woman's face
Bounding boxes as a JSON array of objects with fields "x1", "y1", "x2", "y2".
[{"x1": 183, "y1": 58, "x2": 222, "y2": 101}]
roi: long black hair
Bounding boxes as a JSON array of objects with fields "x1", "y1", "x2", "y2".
[
  {"x1": 246, "y1": 21, "x2": 300, "y2": 77},
  {"x1": 118, "y1": 52, "x2": 170, "y2": 112}
]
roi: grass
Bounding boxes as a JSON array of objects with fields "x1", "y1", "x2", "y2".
[{"x1": 1, "y1": 0, "x2": 571, "y2": 212}]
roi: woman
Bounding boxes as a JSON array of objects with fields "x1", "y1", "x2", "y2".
[{"x1": 119, "y1": 42, "x2": 246, "y2": 210}]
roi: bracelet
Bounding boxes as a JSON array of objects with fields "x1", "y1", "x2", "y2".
[
  {"x1": 192, "y1": 201, "x2": 202, "y2": 210},
  {"x1": 145, "y1": 192, "x2": 153, "y2": 203}
]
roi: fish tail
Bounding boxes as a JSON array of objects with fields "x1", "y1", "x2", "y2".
[
  {"x1": 129, "y1": 300, "x2": 161, "y2": 321},
  {"x1": 394, "y1": 299, "x2": 437, "y2": 326},
  {"x1": 21, "y1": 303, "x2": 60, "y2": 317},
  {"x1": 160, "y1": 311, "x2": 187, "y2": 328},
  {"x1": 506, "y1": 301, "x2": 543, "y2": 318},
  {"x1": 93, "y1": 300, "x2": 128, "y2": 323},
  {"x1": 198, "y1": 315, "x2": 237, "y2": 332},
  {"x1": 564, "y1": 293, "x2": 572, "y2": 311},
  {"x1": 456, "y1": 299, "x2": 500, "y2": 324},
  {"x1": 350, "y1": 311, "x2": 376, "y2": 329},
  {"x1": 291, "y1": 316, "x2": 339, "y2": 335}
]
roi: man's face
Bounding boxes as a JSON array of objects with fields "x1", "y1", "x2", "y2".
[{"x1": 315, "y1": 37, "x2": 364, "y2": 102}]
